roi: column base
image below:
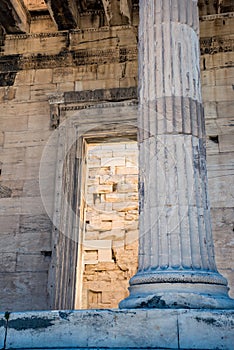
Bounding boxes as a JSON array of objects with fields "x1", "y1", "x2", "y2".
[{"x1": 119, "y1": 271, "x2": 234, "y2": 309}]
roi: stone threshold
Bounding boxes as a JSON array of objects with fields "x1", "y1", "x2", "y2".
[{"x1": 0, "y1": 309, "x2": 233, "y2": 349}]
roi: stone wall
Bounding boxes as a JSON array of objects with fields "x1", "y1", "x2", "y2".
[
  {"x1": 81, "y1": 142, "x2": 138, "y2": 309},
  {"x1": 0, "y1": 8, "x2": 233, "y2": 311},
  {"x1": 0, "y1": 26, "x2": 138, "y2": 311},
  {"x1": 200, "y1": 13, "x2": 234, "y2": 297}
]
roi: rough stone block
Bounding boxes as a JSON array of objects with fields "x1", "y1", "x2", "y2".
[
  {"x1": 28, "y1": 114, "x2": 50, "y2": 130},
  {"x1": 207, "y1": 153, "x2": 234, "y2": 178},
  {"x1": 0, "y1": 272, "x2": 48, "y2": 312},
  {"x1": 14, "y1": 70, "x2": 35, "y2": 86},
  {"x1": 116, "y1": 166, "x2": 138, "y2": 175},
  {"x1": 0, "y1": 253, "x2": 16, "y2": 272},
  {"x1": 0, "y1": 198, "x2": 21, "y2": 216},
  {"x1": 219, "y1": 134, "x2": 234, "y2": 153},
  {"x1": 53, "y1": 68, "x2": 75, "y2": 83},
  {"x1": 120, "y1": 77, "x2": 137, "y2": 88},
  {"x1": 30, "y1": 83, "x2": 56, "y2": 101},
  {"x1": 208, "y1": 175, "x2": 234, "y2": 208},
  {"x1": 217, "y1": 101, "x2": 234, "y2": 118},
  {"x1": 0, "y1": 147, "x2": 25, "y2": 163},
  {"x1": 112, "y1": 219, "x2": 126, "y2": 230},
  {"x1": 0, "y1": 234, "x2": 17, "y2": 255},
  {"x1": 15, "y1": 85, "x2": 31, "y2": 102},
  {"x1": 113, "y1": 202, "x2": 138, "y2": 212},
  {"x1": 56, "y1": 82, "x2": 75, "y2": 91},
  {"x1": 97, "y1": 63, "x2": 122, "y2": 80},
  {"x1": 0, "y1": 132, "x2": 4, "y2": 147},
  {"x1": 1, "y1": 162, "x2": 39, "y2": 181},
  {"x1": 206, "y1": 137, "x2": 219, "y2": 155},
  {"x1": 74, "y1": 65, "x2": 97, "y2": 81},
  {"x1": 24, "y1": 145, "x2": 51, "y2": 163},
  {"x1": 88, "y1": 185, "x2": 113, "y2": 194},
  {"x1": 101, "y1": 157, "x2": 125, "y2": 167},
  {"x1": 178, "y1": 310, "x2": 234, "y2": 350},
  {"x1": 34, "y1": 69, "x2": 53, "y2": 84},
  {"x1": 16, "y1": 231, "x2": 51, "y2": 253},
  {"x1": 0, "y1": 313, "x2": 6, "y2": 349},
  {"x1": 8, "y1": 309, "x2": 234, "y2": 349},
  {"x1": 105, "y1": 193, "x2": 126, "y2": 202},
  {"x1": 202, "y1": 84, "x2": 234, "y2": 102},
  {"x1": 4, "y1": 130, "x2": 51, "y2": 148},
  {"x1": 0, "y1": 215, "x2": 19, "y2": 235},
  {"x1": 19, "y1": 214, "x2": 52, "y2": 234},
  {"x1": 99, "y1": 230, "x2": 125, "y2": 241},
  {"x1": 203, "y1": 101, "x2": 218, "y2": 119},
  {"x1": 0, "y1": 115, "x2": 28, "y2": 132},
  {"x1": 22, "y1": 179, "x2": 41, "y2": 197},
  {"x1": 125, "y1": 230, "x2": 139, "y2": 246},
  {"x1": 16, "y1": 253, "x2": 50, "y2": 272}
]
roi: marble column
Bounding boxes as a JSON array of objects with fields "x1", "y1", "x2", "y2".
[{"x1": 119, "y1": 0, "x2": 234, "y2": 309}]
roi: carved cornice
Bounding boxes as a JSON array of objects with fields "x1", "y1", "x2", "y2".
[
  {"x1": 200, "y1": 11, "x2": 234, "y2": 20},
  {"x1": 61, "y1": 100, "x2": 137, "y2": 112},
  {"x1": 5, "y1": 31, "x2": 68, "y2": 40},
  {"x1": 0, "y1": 45, "x2": 137, "y2": 73},
  {"x1": 5, "y1": 25, "x2": 135, "y2": 40}
]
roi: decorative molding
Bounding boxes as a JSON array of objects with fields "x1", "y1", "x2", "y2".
[
  {"x1": 63, "y1": 87, "x2": 137, "y2": 104},
  {"x1": 48, "y1": 87, "x2": 138, "y2": 128},
  {"x1": 72, "y1": 46, "x2": 137, "y2": 65},
  {"x1": 200, "y1": 37, "x2": 234, "y2": 55},
  {"x1": 200, "y1": 12, "x2": 234, "y2": 21},
  {"x1": 5, "y1": 31, "x2": 68, "y2": 40},
  {"x1": 0, "y1": 45, "x2": 137, "y2": 72},
  {"x1": 5, "y1": 25, "x2": 136, "y2": 40},
  {"x1": 61, "y1": 100, "x2": 137, "y2": 112}
]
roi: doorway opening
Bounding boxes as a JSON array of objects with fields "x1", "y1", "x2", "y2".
[{"x1": 75, "y1": 139, "x2": 139, "y2": 309}]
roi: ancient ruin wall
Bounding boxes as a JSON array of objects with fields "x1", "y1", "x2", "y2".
[{"x1": 0, "y1": 7, "x2": 233, "y2": 311}]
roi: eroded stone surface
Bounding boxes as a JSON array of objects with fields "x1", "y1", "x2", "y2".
[
  {"x1": 0, "y1": 313, "x2": 6, "y2": 349},
  {"x1": 120, "y1": 0, "x2": 234, "y2": 310},
  {"x1": 0, "y1": 0, "x2": 233, "y2": 312},
  {"x1": 3, "y1": 309, "x2": 234, "y2": 349}
]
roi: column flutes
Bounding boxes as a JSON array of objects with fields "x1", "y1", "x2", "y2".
[{"x1": 120, "y1": 0, "x2": 234, "y2": 309}]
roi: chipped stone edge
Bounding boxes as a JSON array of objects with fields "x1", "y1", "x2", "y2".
[{"x1": 1, "y1": 309, "x2": 234, "y2": 349}]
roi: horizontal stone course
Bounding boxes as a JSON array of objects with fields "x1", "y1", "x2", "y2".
[{"x1": 0, "y1": 309, "x2": 233, "y2": 349}]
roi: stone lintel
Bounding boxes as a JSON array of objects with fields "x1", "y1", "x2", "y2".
[
  {"x1": 1, "y1": 309, "x2": 234, "y2": 349},
  {"x1": 0, "y1": 0, "x2": 30, "y2": 34},
  {"x1": 44, "y1": 0, "x2": 80, "y2": 30}
]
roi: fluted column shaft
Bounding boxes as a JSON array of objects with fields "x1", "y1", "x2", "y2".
[
  {"x1": 138, "y1": 0, "x2": 213, "y2": 273},
  {"x1": 120, "y1": 0, "x2": 233, "y2": 309}
]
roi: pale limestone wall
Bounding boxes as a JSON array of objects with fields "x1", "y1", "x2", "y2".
[
  {"x1": 0, "y1": 27, "x2": 138, "y2": 311},
  {"x1": 200, "y1": 14, "x2": 234, "y2": 297},
  {"x1": 82, "y1": 142, "x2": 138, "y2": 309},
  {"x1": 0, "y1": 11, "x2": 233, "y2": 312}
]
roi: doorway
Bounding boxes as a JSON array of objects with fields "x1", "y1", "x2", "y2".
[{"x1": 75, "y1": 139, "x2": 139, "y2": 309}]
